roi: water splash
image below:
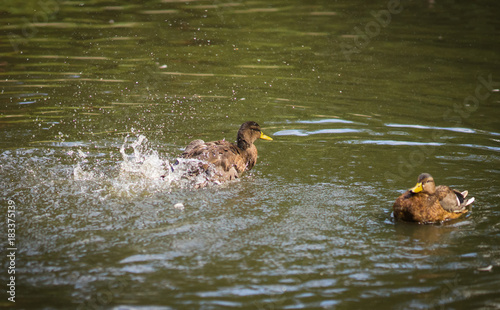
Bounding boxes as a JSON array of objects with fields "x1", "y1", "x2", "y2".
[
  {"x1": 166, "y1": 158, "x2": 223, "y2": 188},
  {"x1": 72, "y1": 134, "x2": 225, "y2": 197},
  {"x1": 118, "y1": 135, "x2": 168, "y2": 180}
]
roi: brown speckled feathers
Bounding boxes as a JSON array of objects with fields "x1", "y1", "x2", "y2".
[
  {"x1": 393, "y1": 173, "x2": 475, "y2": 224},
  {"x1": 180, "y1": 121, "x2": 272, "y2": 181}
]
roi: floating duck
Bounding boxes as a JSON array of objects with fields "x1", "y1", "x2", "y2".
[
  {"x1": 180, "y1": 121, "x2": 273, "y2": 182},
  {"x1": 392, "y1": 173, "x2": 475, "y2": 224}
]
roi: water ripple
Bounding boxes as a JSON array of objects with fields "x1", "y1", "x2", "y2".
[
  {"x1": 297, "y1": 119, "x2": 355, "y2": 124},
  {"x1": 385, "y1": 123, "x2": 476, "y2": 134},
  {"x1": 342, "y1": 139, "x2": 500, "y2": 152},
  {"x1": 274, "y1": 128, "x2": 363, "y2": 136},
  {"x1": 459, "y1": 143, "x2": 500, "y2": 152},
  {"x1": 343, "y1": 140, "x2": 445, "y2": 146}
]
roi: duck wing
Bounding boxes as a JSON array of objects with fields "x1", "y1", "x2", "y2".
[
  {"x1": 183, "y1": 139, "x2": 205, "y2": 154},
  {"x1": 393, "y1": 190, "x2": 471, "y2": 223},
  {"x1": 436, "y1": 185, "x2": 474, "y2": 213},
  {"x1": 181, "y1": 140, "x2": 247, "y2": 175},
  {"x1": 393, "y1": 191, "x2": 460, "y2": 223}
]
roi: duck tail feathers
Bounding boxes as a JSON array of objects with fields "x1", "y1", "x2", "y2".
[{"x1": 464, "y1": 197, "x2": 475, "y2": 207}]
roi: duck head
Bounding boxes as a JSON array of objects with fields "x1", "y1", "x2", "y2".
[
  {"x1": 237, "y1": 121, "x2": 273, "y2": 150},
  {"x1": 410, "y1": 173, "x2": 436, "y2": 194}
]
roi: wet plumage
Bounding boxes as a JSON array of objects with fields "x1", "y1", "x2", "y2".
[
  {"x1": 180, "y1": 121, "x2": 272, "y2": 182},
  {"x1": 393, "y1": 173, "x2": 475, "y2": 224}
]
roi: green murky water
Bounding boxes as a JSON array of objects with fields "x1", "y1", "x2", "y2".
[{"x1": 1, "y1": 0, "x2": 500, "y2": 308}]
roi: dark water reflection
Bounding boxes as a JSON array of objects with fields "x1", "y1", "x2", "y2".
[{"x1": 1, "y1": 0, "x2": 500, "y2": 309}]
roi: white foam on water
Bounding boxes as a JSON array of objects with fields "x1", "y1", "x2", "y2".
[
  {"x1": 72, "y1": 134, "x2": 226, "y2": 198},
  {"x1": 118, "y1": 135, "x2": 169, "y2": 180}
]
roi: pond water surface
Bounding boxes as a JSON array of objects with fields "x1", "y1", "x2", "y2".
[{"x1": 1, "y1": 0, "x2": 500, "y2": 309}]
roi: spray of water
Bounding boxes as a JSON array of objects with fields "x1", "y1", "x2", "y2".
[{"x1": 73, "y1": 134, "x2": 225, "y2": 198}]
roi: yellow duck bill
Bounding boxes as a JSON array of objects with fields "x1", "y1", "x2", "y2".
[
  {"x1": 259, "y1": 132, "x2": 273, "y2": 141},
  {"x1": 410, "y1": 182, "x2": 423, "y2": 193}
]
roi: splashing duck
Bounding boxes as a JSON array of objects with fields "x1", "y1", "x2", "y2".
[{"x1": 179, "y1": 121, "x2": 273, "y2": 183}]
